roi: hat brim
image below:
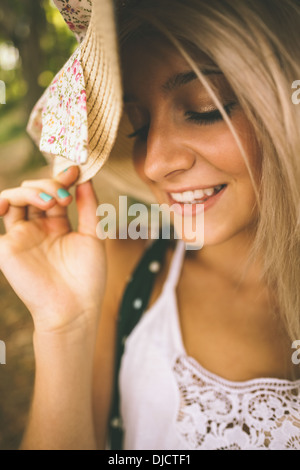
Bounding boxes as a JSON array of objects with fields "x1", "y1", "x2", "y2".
[
  {"x1": 52, "y1": 112, "x2": 156, "y2": 204},
  {"x1": 27, "y1": 0, "x2": 154, "y2": 203}
]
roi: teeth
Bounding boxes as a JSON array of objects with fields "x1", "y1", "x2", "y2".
[
  {"x1": 203, "y1": 188, "x2": 214, "y2": 197},
  {"x1": 170, "y1": 185, "x2": 223, "y2": 203},
  {"x1": 171, "y1": 192, "x2": 184, "y2": 203},
  {"x1": 194, "y1": 189, "x2": 204, "y2": 199},
  {"x1": 182, "y1": 191, "x2": 194, "y2": 202}
]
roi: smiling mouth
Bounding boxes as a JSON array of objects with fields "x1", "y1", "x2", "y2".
[{"x1": 169, "y1": 184, "x2": 227, "y2": 204}]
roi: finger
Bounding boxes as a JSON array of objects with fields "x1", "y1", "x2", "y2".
[
  {"x1": 21, "y1": 165, "x2": 79, "y2": 192},
  {"x1": 55, "y1": 165, "x2": 80, "y2": 187},
  {"x1": 0, "y1": 187, "x2": 57, "y2": 210},
  {"x1": 26, "y1": 204, "x2": 72, "y2": 233},
  {"x1": 21, "y1": 165, "x2": 80, "y2": 207},
  {"x1": 76, "y1": 181, "x2": 99, "y2": 237},
  {"x1": 21, "y1": 181, "x2": 73, "y2": 208},
  {"x1": 2, "y1": 206, "x2": 27, "y2": 232},
  {"x1": 0, "y1": 188, "x2": 56, "y2": 231},
  {"x1": 43, "y1": 165, "x2": 80, "y2": 219},
  {"x1": 0, "y1": 197, "x2": 9, "y2": 217},
  {"x1": 1, "y1": 166, "x2": 80, "y2": 230}
]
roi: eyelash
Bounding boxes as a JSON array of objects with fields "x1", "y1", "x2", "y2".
[{"x1": 127, "y1": 102, "x2": 237, "y2": 141}]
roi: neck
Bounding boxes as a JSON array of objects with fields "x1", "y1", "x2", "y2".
[{"x1": 192, "y1": 227, "x2": 264, "y2": 288}]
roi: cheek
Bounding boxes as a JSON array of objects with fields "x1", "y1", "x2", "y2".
[
  {"x1": 132, "y1": 143, "x2": 149, "y2": 182},
  {"x1": 210, "y1": 134, "x2": 249, "y2": 178},
  {"x1": 201, "y1": 116, "x2": 261, "y2": 182}
]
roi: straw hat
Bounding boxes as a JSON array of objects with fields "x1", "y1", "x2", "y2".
[{"x1": 27, "y1": 0, "x2": 155, "y2": 204}]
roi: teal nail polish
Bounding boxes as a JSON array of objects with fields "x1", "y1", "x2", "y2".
[
  {"x1": 39, "y1": 192, "x2": 53, "y2": 202},
  {"x1": 63, "y1": 168, "x2": 69, "y2": 172},
  {"x1": 57, "y1": 188, "x2": 71, "y2": 199}
]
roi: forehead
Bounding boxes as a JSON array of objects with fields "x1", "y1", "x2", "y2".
[{"x1": 121, "y1": 34, "x2": 216, "y2": 87}]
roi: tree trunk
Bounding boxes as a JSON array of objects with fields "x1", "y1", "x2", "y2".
[
  {"x1": 15, "y1": 0, "x2": 46, "y2": 114},
  {"x1": 0, "y1": 0, "x2": 46, "y2": 114}
]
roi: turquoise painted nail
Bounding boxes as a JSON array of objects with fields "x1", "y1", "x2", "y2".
[
  {"x1": 63, "y1": 168, "x2": 69, "y2": 172},
  {"x1": 57, "y1": 188, "x2": 71, "y2": 199},
  {"x1": 39, "y1": 192, "x2": 53, "y2": 202}
]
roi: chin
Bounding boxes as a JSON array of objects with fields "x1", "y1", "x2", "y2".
[
  {"x1": 203, "y1": 221, "x2": 256, "y2": 248},
  {"x1": 172, "y1": 210, "x2": 255, "y2": 248},
  {"x1": 177, "y1": 227, "x2": 230, "y2": 249}
]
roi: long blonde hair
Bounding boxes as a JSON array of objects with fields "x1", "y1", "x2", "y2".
[{"x1": 118, "y1": 0, "x2": 300, "y2": 341}]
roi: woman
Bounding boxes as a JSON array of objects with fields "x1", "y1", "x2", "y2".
[{"x1": 0, "y1": 0, "x2": 299, "y2": 450}]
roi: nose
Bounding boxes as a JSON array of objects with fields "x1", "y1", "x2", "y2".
[{"x1": 143, "y1": 119, "x2": 196, "y2": 182}]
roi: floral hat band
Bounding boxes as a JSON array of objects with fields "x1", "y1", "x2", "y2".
[
  {"x1": 55, "y1": 0, "x2": 92, "y2": 43},
  {"x1": 27, "y1": 0, "x2": 124, "y2": 185}
]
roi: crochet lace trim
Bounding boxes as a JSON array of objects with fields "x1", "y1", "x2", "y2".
[{"x1": 173, "y1": 355, "x2": 300, "y2": 450}]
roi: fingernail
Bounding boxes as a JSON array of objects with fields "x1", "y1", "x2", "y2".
[
  {"x1": 63, "y1": 165, "x2": 78, "y2": 173},
  {"x1": 57, "y1": 188, "x2": 71, "y2": 199},
  {"x1": 39, "y1": 192, "x2": 53, "y2": 202}
]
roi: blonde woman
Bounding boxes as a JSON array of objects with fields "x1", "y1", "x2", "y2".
[{"x1": 0, "y1": 0, "x2": 299, "y2": 450}]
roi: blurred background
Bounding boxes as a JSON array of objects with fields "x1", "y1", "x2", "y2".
[
  {"x1": 0, "y1": 0, "x2": 77, "y2": 185},
  {"x1": 0, "y1": 0, "x2": 155, "y2": 449},
  {"x1": 0, "y1": 0, "x2": 78, "y2": 450}
]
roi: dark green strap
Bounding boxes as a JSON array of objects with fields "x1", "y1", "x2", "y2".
[{"x1": 109, "y1": 237, "x2": 170, "y2": 450}]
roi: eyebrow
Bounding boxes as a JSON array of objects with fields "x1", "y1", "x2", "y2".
[
  {"x1": 162, "y1": 69, "x2": 222, "y2": 93},
  {"x1": 123, "y1": 68, "x2": 223, "y2": 103}
]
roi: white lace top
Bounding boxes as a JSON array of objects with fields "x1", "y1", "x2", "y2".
[{"x1": 119, "y1": 241, "x2": 300, "y2": 450}]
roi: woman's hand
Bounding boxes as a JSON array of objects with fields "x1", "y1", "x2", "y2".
[{"x1": 0, "y1": 166, "x2": 106, "y2": 334}]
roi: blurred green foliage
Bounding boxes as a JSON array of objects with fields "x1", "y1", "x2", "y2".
[
  {"x1": 0, "y1": 0, "x2": 77, "y2": 113},
  {"x1": 0, "y1": 0, "x2": 78, "y2": 176}
]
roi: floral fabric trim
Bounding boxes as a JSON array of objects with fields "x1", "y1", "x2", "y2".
[
  {"x1": 27, "y1": 48, "x2": 89, "y2": 165},
  {"x1": 27, "y1": 0, "x2": 92, "y2": 164},
  {"x1": 53, "y1": 0, "x2": 92, "y2": 42}
]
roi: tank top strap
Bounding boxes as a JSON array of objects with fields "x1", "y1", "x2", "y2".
[{"x1": 164, "y1": 239, "x2": 186, "y2": 290}]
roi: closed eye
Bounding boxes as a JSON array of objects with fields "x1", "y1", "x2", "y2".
[
  {"x1": 127, "y1": 102, "x2": 237, "y2": 141},
  {"x1": 127, "y1": 125, "x2": 149, "y2": 141},
  {"x1": 185, "y1": 102, "x2": 237, "y2": 125}
]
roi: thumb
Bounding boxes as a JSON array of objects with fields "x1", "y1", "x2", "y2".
[{"x1": 76, "y1": 180, "x2": 99, "y2": 237}]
